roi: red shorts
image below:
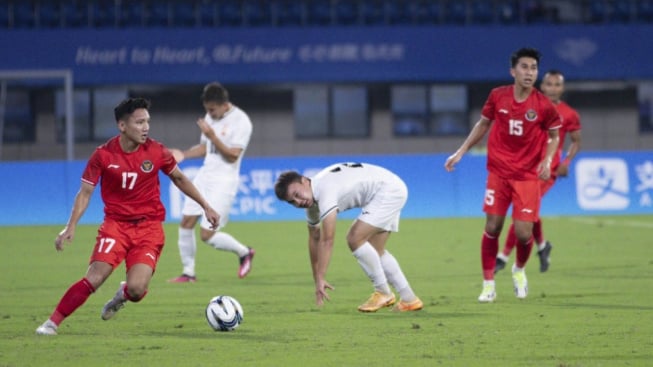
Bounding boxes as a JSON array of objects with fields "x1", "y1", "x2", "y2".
[
  {"x1": 90, "y1": 218, "x2": 165, "y2": 272},
  {"x1": 483, "y1": 172, "x2": 541, "y2": 222},
  {"x1": 539, "y1": 176, "x2": 556, "y2": 197}
]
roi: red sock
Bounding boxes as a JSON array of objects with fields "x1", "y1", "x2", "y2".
[
  {"x1": 481, "y1": 231, "x2": 499, "y2": 280},
  {"x1": 502, "y1": 223, "x2": 517, "y2": 257},
  {"x1": 532, "y1": 219, "x2": 543, "y2": 245},
  {"x1": 515, "y1": 237, "x2": 534, "y2": 268},
  {"x1": 50, "y1": 278, "x2": 95, "y2": 326}
]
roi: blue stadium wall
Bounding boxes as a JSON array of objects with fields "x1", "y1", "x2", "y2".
[
  {"x1": 2, "y1": 25, "x2": 653, "y2": 225},
  {"x1": 1, "y1": 25, "x2": 652, "y2": 83},
  {"x1": 1, "y1": 151, "x2": 651, "y2": 226}
]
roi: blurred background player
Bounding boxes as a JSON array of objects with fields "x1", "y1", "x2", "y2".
[
  {"x1": 444, "y1": 48, "x2": 561, "y2": 303},
  {"x1": 495, "y1": 69, "x2": 582, "y2": 274},
  {"x1": 168, "y1": 82, "x2": 255, "y2": 283},
  {"x1": 274, "y1": 162, "x2": 423, "y2": 312},
  {"x1": 36, "y1": 98, "x2": 219, "y2": 335}
]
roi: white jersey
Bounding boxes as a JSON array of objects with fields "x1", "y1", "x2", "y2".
[
  {"x1": 183, "y1": 104, "x2": 252, "y2": 227},
  {"x1": 306, "y1": 162, "x2": 407, "y2": 228},
  {"x1": 197, "y1": 104, "x2": 252, "y2": 185}
]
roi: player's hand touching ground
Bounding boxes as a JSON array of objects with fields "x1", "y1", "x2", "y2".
[{"x1": 315, "y1": 279, "x2": 335, "y2": 306}]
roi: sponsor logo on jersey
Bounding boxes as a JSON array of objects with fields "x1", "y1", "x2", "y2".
[
  {"x1": 499, "y1": 109, "x2": 509, "y2": 114},
  {"x1": 108, "y1": 164, "x2": 120, "y2": 169},
  {"x1": 525, "y1": 109, "x2": 537, "y2": 121},
  {"x1": 141, "y1": 160, "x2": 154, "y2": 173},
  {"x1": 575, "y1": 158, "x2": 629, "y2": 210}
]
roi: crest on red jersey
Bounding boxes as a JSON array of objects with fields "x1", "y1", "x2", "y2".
[
  {"x1": 141, "y1": 160, "x2": 154, "y2": 173},
  {"x1": 525, "y1": 109, "x2": 537, "y2": 121}
]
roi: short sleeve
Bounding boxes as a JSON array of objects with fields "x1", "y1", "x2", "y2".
[
  {"x1": 81, "y1": 150, "x2": 103, "y2": 186},
  {"x1": 481, "y1": 89, "x2": 497, "y2": 121}
]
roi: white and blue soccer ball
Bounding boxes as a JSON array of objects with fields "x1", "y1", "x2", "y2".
[{"x1": 205, "y1": 295, "x2": 244, "y2": 331}]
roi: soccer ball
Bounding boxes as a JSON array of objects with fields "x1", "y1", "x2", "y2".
[{"x1": 205, "y1": 295, "x2": 244, "y2": 331}]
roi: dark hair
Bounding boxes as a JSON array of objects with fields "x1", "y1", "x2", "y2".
[
  {"x1": 274, "y1": 171, "x2": 303, "y2": 201},
  {"x1": 114, "y1": 98, "x2": 151, "y2": 122},
  {"x1": 201, "y1": 82, "x2": 229, "y2": 104},
  {"x1": 544, "y1": 69, "x2": 563, "y2": 78},
  {"x1": 510, "y1": 47, "x2": 541, "y2": 67}
]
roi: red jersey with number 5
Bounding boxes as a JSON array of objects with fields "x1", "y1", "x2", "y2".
[
  {"x1": 81, "y1": 136, "x2": 178, "y2": 221},
  {"x1": 481, "y1": 85, "x2": 561, "y2": 180}
]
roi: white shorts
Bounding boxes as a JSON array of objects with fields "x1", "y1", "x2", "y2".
[
  {"x1": 357, "y1": 179, "x2": 408, "y2": 232},
  {"x1": 182, "y1": 175, "x2": 236, "y2": 230}
]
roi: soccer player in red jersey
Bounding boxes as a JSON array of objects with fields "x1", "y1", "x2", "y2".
[
  {"x1": 444, "y1": 48, "x2": 561, "y2": 302},
  {"x1": 495, "y1": 70, "x2": 582, "y2": 274},
  {"x1": 36, "y1": 98, "x2": 220, "y2": 335}
]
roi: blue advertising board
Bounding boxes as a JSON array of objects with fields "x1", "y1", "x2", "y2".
[
  {"x1": 0, "y1": 151, "x2": 651, "y2": 227},
  {"x1": 1, "y1": 25, "x2": 652, "y2": 84}
]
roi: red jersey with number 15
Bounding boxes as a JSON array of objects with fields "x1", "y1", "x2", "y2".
[
  {"x1": 81, "y1": 136, "x2": 178, "y2": 222},
  {"x1": 481, "y1": 85, "x2": 561, "y2": 180}
]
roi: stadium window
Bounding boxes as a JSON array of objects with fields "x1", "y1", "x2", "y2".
[
  {"x1": 1, "y1": 89, "x2": 35, "y2": 143},
  {"x1": 391, "y1": 85, "x2": 428, "y2": 136},
  {"x1": 392, "y1": 84, "x2": 469, "y2": 137},
  {"x1": 294, "y1": 85, "x2": 330, "y2": 138},
  {"x1": 429, "y1": 84, "x2": 469, "y2": 136},
  {"x1": 55, "y1": 89, "x2": 91, "y2": 142},
  {"x1": 294, "y1": 85, "x2": 370, "y2": 138},
  {"x1": 332, "y1": 86, "x2": 369, "y2": 137}
]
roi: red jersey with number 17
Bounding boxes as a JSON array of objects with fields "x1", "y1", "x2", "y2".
[
  {"x1": 81, "y1": 136, "x2": 178, "y2": 222},
  {"x1": 481, "y1": 85, "x2": 562, "y2": 180}
]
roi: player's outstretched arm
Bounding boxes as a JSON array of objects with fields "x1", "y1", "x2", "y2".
[
  {"x1": 557, "y1": 129, "x2": 581, "y2": 177},
  {"x1": 538, "y1": 128, "x2": 560, "y2": 180},
  {"x1": 169, "y1": 148, "x2": 185, "y2": 163},
  {"x1": 313, "y1": 212, "x2": 337, "y2": 306},
  {"x1": 445, "y1": 117, "x2": 491, "y2": 172},
  {"x1": 55, "y1": 182, "x2": 94, "y2": 251},
  {"x1": 172, "y1": 143, "x2": 206, "y2": 163}
]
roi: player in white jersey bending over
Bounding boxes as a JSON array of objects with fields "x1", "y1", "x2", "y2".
[
  {"x1": 168, "y1": 82, "x2": 255, "y2": 283},
  {"x1": 274, "y1": 162, "x2": 423, "y2": 312}
]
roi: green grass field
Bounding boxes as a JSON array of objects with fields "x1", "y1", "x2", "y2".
[{"x1": 1, "y1": 216, "x2": 652, "y2": 367}]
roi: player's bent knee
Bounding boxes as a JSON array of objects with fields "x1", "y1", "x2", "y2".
[
  {"x1": 514, "y1": 232, "x2": 532, "y2": 244},
  {"x1": 125, "y1": 287, "x2": 148, "y2": 302}
]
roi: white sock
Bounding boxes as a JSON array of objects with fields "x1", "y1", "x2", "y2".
[
  {"x1": 178, "y1": 228, "x2": 196, "y2": 277},
  {"x1": 483, "y1": 280, "x2": 496, "y2": 288},
  {"x1": 380, "y1": 250, "x2": 416, "y2": 302},
  {"x1": 352, "y1": 242, "x2": 391, "y2": 294},
  {"x1": 207, "y1": 232, "x2": 249, "y2": 257},
  {"x1": 497, "y1": 252, "x2": 509, "y2": 262},
  {"x1": 537, "y1": 241, "x2": 547, "y2": 251},
  {"x1": 512, "y1": 264, "x2": 524, "y2": 273}
]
